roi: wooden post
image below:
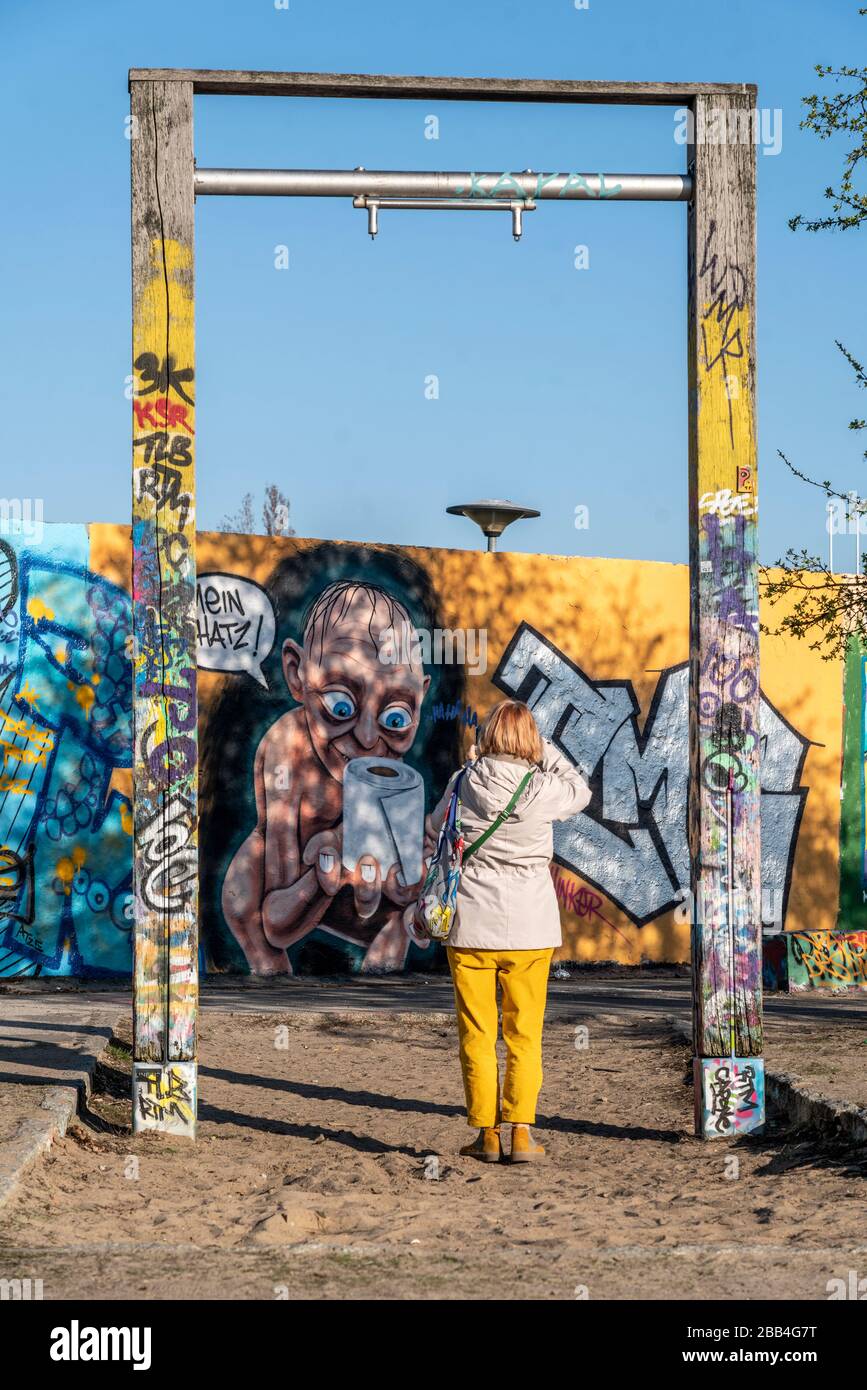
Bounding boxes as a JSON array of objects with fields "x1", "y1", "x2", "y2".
[
  {"x1": 122, "y1": 67, "x2": 760, "y2": 1143},
  {"x1": 130, "y1": 79, "x2": 198, "y2": 1136},
  {"x1": 687, "y1": 94, "x2": 764, "y2": 1138}
]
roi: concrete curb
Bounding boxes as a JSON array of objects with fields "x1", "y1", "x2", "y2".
[
  {"x1": 765, "y1": 1071, "x2": 867, "y2": 1145},
  {"x1": 666, "y1": 1017, "x2": 867, "y2": 1144},
  {"x1": 0, "y1": 1084, "x2": 86, "y2": 1212},
  {"x1": 0, "y1": 1012, "x2": 117, "y2": 1212}
]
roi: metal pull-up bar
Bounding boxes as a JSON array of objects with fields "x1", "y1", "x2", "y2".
[
  {"x1": 194, "y1": 167, "x2": 693, "y2": 200},
  {"x1": 194, "y1": 166, "x2": 692, "y2": 240}
]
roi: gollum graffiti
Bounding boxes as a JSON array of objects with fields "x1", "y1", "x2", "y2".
[
  {"x1": 222, "y1": 579, "x2": 432, "y2": 972},
  {"x1": 211, "y1": 547, "x2": 466, "y2": 975}
]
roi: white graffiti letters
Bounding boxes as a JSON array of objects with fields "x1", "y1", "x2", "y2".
[
  {"x1": 139, "y1": 794, "x2": 196, "y2": 912},
  {"x1": 699, "y1": 489, "x2": 757, "y2": 521},
  {"x1": 494, "y1": 624, "x2": 806, "y2": 926}
]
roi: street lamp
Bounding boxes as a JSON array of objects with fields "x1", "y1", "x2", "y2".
[{"x1": 446, "y1": 499, "x2": 540, "y2": 552}]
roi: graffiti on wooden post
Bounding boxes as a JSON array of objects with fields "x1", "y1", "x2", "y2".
[
  {"x1": 694, "y1": 1056, "x2": 765, "y2": 1139},
  {"x1": 131, "y1": 228, "x2": 198, "y2": 1089},
  {"x1": 686, "y1": 92, "x2": 764, "y2": 1142},
  {"x1": 692, "y1": 211, "x2": 762, "y2": 1064},
  {"x1": 132, "y1": 1060, "x2": 196, "y2": 1135}
]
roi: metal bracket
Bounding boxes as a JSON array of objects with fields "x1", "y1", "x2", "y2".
[{"x1": 352, "y1": 195, "x2": 536, "y2": 241}]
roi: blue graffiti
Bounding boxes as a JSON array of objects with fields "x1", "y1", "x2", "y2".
[
  {"x1": 430, "y1": 700, "x2": 478, "y2": 729},
  {"x1": 0, "y1": 536, "x2": 133, "y2": 978}
]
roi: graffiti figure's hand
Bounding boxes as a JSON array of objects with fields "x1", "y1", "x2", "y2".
[
  {"x1": 302, "y1": 828, "x2": 345, "y2": 898},
  {"x1": 303, "y1": 827, "x2": 387, "y2": 919},
  {"x1": 383, "y1": 860, "x2": 424, "y2": 909},
  {"x1": 363, "y1": 909, "x2": 422, "y2": 970},
  {"x1": 351, "y1": 854, "x2": 382, "y2": 920}
]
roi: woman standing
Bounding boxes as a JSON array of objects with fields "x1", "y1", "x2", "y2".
[{"x1": 429, "y1": 699, "x2": 591, "y2": 1163}]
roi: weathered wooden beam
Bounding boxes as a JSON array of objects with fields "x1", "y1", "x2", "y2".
[
  {"x1": 130, "y1": 78, "x2": 198, "y2": 1137},
  {"x1": 687, "y1": 94, "x2": 763, "y2": 1138},
  {"x1": 128, "y1": 68, "x2": 756, "y2": 105}
]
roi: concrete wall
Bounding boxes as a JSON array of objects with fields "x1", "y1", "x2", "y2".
[
  {"x1": 0, "y1": 525, "x2": 133, "y2": 977},
  {"x1": 0, "y1": 522, "x2": 858, "y2": 982}
]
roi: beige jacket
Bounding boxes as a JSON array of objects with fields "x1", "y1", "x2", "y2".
[{"x1": 430, "y1": 740, "x2": 591, "y2": 950}]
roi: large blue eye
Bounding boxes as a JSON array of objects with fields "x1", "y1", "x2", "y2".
[
  {"x1": 322, "y1": 690, "x2": 356, "y2": 721},
  {"x1": 379, "y1": 703, "x2": 412, "y2": 732}
]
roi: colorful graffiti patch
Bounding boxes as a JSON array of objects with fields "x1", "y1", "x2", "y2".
[
  {"x1": 694, "y1": 1056, "x2": 765, "y2": 1138},
  {"x1": 787, "y1": 931, "x2": 867, "y2": 993}
]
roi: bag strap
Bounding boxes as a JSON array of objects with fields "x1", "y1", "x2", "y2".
[
  {"x1": 463, "y1": 768, "x2": 535, "y2": 862},
  {"x1": 445, "y1": 768, "x2": 467, "y2": 832}
]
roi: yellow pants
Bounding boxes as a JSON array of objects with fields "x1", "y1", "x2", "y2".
[{"x1": 447, "y1": 946, "x2": 554, "y2": 1129}]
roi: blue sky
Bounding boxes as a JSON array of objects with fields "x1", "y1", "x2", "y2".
[{"x1": 1, "y1": 0, "x2": 864, "y2": 565}]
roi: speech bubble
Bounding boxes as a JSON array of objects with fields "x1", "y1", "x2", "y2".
[{"x1": 196, "y1": 573, "x2": 275, "y2": 688}]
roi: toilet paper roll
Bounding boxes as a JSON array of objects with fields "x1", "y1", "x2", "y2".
[{"x1": 341, "y1": 756, "x2": 425, "y2": 888}]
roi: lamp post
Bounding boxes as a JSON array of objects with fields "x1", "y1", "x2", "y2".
[{"x1": 446, "y1": 499, "x2": 540, "y2": 551}]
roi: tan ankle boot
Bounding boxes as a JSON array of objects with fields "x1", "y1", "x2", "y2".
[
  {"x1": 509, "y1": 1124, "x2": 545, "y2": 1162},
  {"x1": 460, "y1": 1126, "x2": 503, "y2": 1163}
]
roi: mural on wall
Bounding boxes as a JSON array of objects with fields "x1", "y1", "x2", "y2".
[
  {"x1": 200, "y1": 567, "x2": 813, "y2": 975},
  {"x1": 0, "y1": 525, "x2": 855, "y2": 980},
  {"x1": 0, "y1": 532, "x2": 133, "y2": 978},
  {"x1": 200, "y1": 543, "x2": 465, "y2": 975},
  {"x1": 763, "y1": 929, "x2": 867, "y2": 993},
  {"x1": 493, "y1": 622, "x2": 810, "y2": 931},
  {"x1": 788, "y1": 930, "x2": 867, "y2": 992}
]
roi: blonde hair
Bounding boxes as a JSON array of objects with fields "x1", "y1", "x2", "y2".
[{"x1": 477, "y1": 700, "x2": 543, "y2": 764}]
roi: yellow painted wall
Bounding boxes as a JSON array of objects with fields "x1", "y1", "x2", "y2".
[{"x1": 89, "y1": 525, "x2": 844, "y2": 965}]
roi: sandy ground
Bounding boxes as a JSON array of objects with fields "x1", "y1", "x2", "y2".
[{"x1": 0, "y1": 1008, "x2": 865, "y2": 1301}]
